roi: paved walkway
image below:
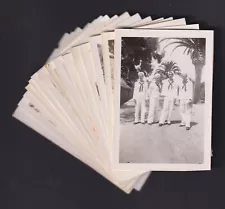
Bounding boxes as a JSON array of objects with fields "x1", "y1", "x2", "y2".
[{"x1": 119, "y1": 99, "x2": 204, "y2": 164}]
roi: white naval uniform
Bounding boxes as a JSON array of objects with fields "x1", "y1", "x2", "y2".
[
  {"x1": 133, "y1": 80, "x2": 148, "y2": 123},
  {"x1": 147, "y1": 81, "x2": 161, "y2": 123},
  {"x1": 146, "y1": 75, "x2": 154, "y2": 83},
  {"x1": 179, "y1": 79, "x2": 194, "y2": 127},
  {"x1": 159, "y1": 78, "x2": 179, "y2": 124}
]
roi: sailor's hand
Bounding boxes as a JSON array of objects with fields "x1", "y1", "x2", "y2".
[
  {"x1": 188, "y1": 99, "x2": 193, "y2": 106},
  {"x1": 174, "y1": 99, "x2": 179, "y2": 105}
]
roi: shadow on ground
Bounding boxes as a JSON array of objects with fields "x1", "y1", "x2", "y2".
[{"x1": 169, "y1": 120, "x2": 198, "y2": 127}]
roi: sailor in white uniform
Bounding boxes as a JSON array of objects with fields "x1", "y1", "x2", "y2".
[
  {"x1": 159, "y1": 71, "x2": 179, "y2": 126},
  {"x1": 133, "y1": 72, "x2": 148, "y2": 124},
  {"x1": 147, "y1": 73, "x2": 161, "y2": 125},
  {"x1": 178, "y1": 73, "x2": 194, "y2": 130},
  {"x1": 173, "y1": 70, "x2": 182, "y2": 106}
]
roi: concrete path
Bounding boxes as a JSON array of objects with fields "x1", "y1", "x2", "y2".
[{"x1": 119, "y1": 99, "x2": 204, "y2": 164}]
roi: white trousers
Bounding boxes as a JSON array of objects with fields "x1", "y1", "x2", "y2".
[
  {"x1": 159, "y1": 97, "x2": 175, "y2": 123},
  {"x1": 179, "y1": 99, "x2": 192, "y2": 127},
  {"x1": 147, "y1": 97, "x2": 159, "y2": 123},
  {"x1": 134, "y1": 99, "x2": 146, "y2": 123}
]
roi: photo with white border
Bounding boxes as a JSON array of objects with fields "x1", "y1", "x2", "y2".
[{"x1": 113, "y1": 29, "x2": 214, "y2": 171}]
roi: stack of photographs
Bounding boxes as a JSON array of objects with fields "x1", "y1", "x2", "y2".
[{"x1": 13, "y1": 12, "x2": 214, "y2": 193}]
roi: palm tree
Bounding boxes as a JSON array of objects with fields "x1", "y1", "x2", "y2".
[
  {"x1": 161, "y1": 60, "x2": 181, "y2": 77},
  {"x1": 161, "y1": 38, "x2": 206, "y2": 104}
]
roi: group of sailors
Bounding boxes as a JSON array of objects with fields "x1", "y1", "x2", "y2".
[{"x1": 132, "y1": 70, "x2": 194, "y2": 130}]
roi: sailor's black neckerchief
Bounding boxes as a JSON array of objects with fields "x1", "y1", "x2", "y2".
[
  {"x1": 155, "y1": 81, "x2": 161, "y2": 93},
  {"x1": 139, "y1": 81, "x2": 145, "y2": 92},
  {"x1": 182, "y1": 79, "x2": 188, "y2": 92},
  {"x1": 168, "y1": 78, "x2": 174, "y2": 90}
]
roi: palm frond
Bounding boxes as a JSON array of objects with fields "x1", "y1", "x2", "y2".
[
  {"x1": 163, "y1": 41, "x2": 194, "y2": 51},
  {"x1": 161, "y1": 38, "x2": 204, "y2": 50},
  {"x1": 169, "y1": 38, "x2": 196, "y2": 48},
  {"x1": 174, "y1": 38, "x2": 196, "y2": 47},
  {"x1": 189, "y1": 38, "x2": 196, "y2": 45},
  {"x1": 162, "y1": 38, "x2": 197, "y2": 52},
  {"x1": 159, "y1": 38, "x2": 169, "y2": 43},
  {"x1": 171, "y1": 45, "x2": 189, "y2": 54},
  {"x1": 187, "y1": 48, "x2": 193, "y2": 56},
  {"x1": 161, "y1": 38, "x2": 206, "y2": 67},
  {"x1": 183, "y1": 47, "x2": 189, "y2": 54}
]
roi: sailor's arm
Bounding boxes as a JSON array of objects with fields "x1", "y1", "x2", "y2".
[{"x1": 132, "y1": 82, "x2": 138, "y2": 100}]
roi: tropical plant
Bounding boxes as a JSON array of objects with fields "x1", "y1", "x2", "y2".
[
  {"x1": 161, "y1": 38, "x2": 206, "y2": 104},
  {"x1": 121, "y1": 37, "x2": 162, "y2": 87},
  {"x1": 160, "y1": 60, "x2": 181, "y2": 77}
]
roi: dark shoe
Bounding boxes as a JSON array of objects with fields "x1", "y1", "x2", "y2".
[
  {"x1": 141, "y1": 122, "x2": 146, "y2": 124},
  {"x1": 159, "y1": 123, "x2": 163, "y2": 127},
  {"x1": 186, "y1": 127, "x2": 190, "y2": 130},
  {"x1": 134, "y1": 122, "x2": 139, "y2": 125},
  {"x1": 148, "y1": 122, "x2": 153, "y2": 125},
  {"x1": 179, "y1": 123, "x2": 185, "y2": 127}
]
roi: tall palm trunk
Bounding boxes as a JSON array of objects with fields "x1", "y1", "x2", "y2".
[{"x1": 193, "y1": 63, "x2": 204, "y2": 104}]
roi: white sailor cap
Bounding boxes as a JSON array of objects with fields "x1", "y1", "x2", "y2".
[
  {"x1": 168, "y1": 71, "x2": 174, "y2": 75},
  {"x1": 138, "y1": 72, "x2": 144, "y2": 77},
  {"x1": 154, "y1": 73, "x2": 161, "y2": 79}
]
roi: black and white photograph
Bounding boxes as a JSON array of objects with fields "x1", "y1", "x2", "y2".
[
  {"x1": 97, "y1": 43, "x2": 105, "y2": 81},
  {"x1": 114, "y1": 29, "x2": 213, "y2": 171},
  {"x1": 89, "y1": 37, "x2": 108, "y2": 110},
  {"x1": 108, "y1": 39, "x2": 115, "y2": 90}
]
